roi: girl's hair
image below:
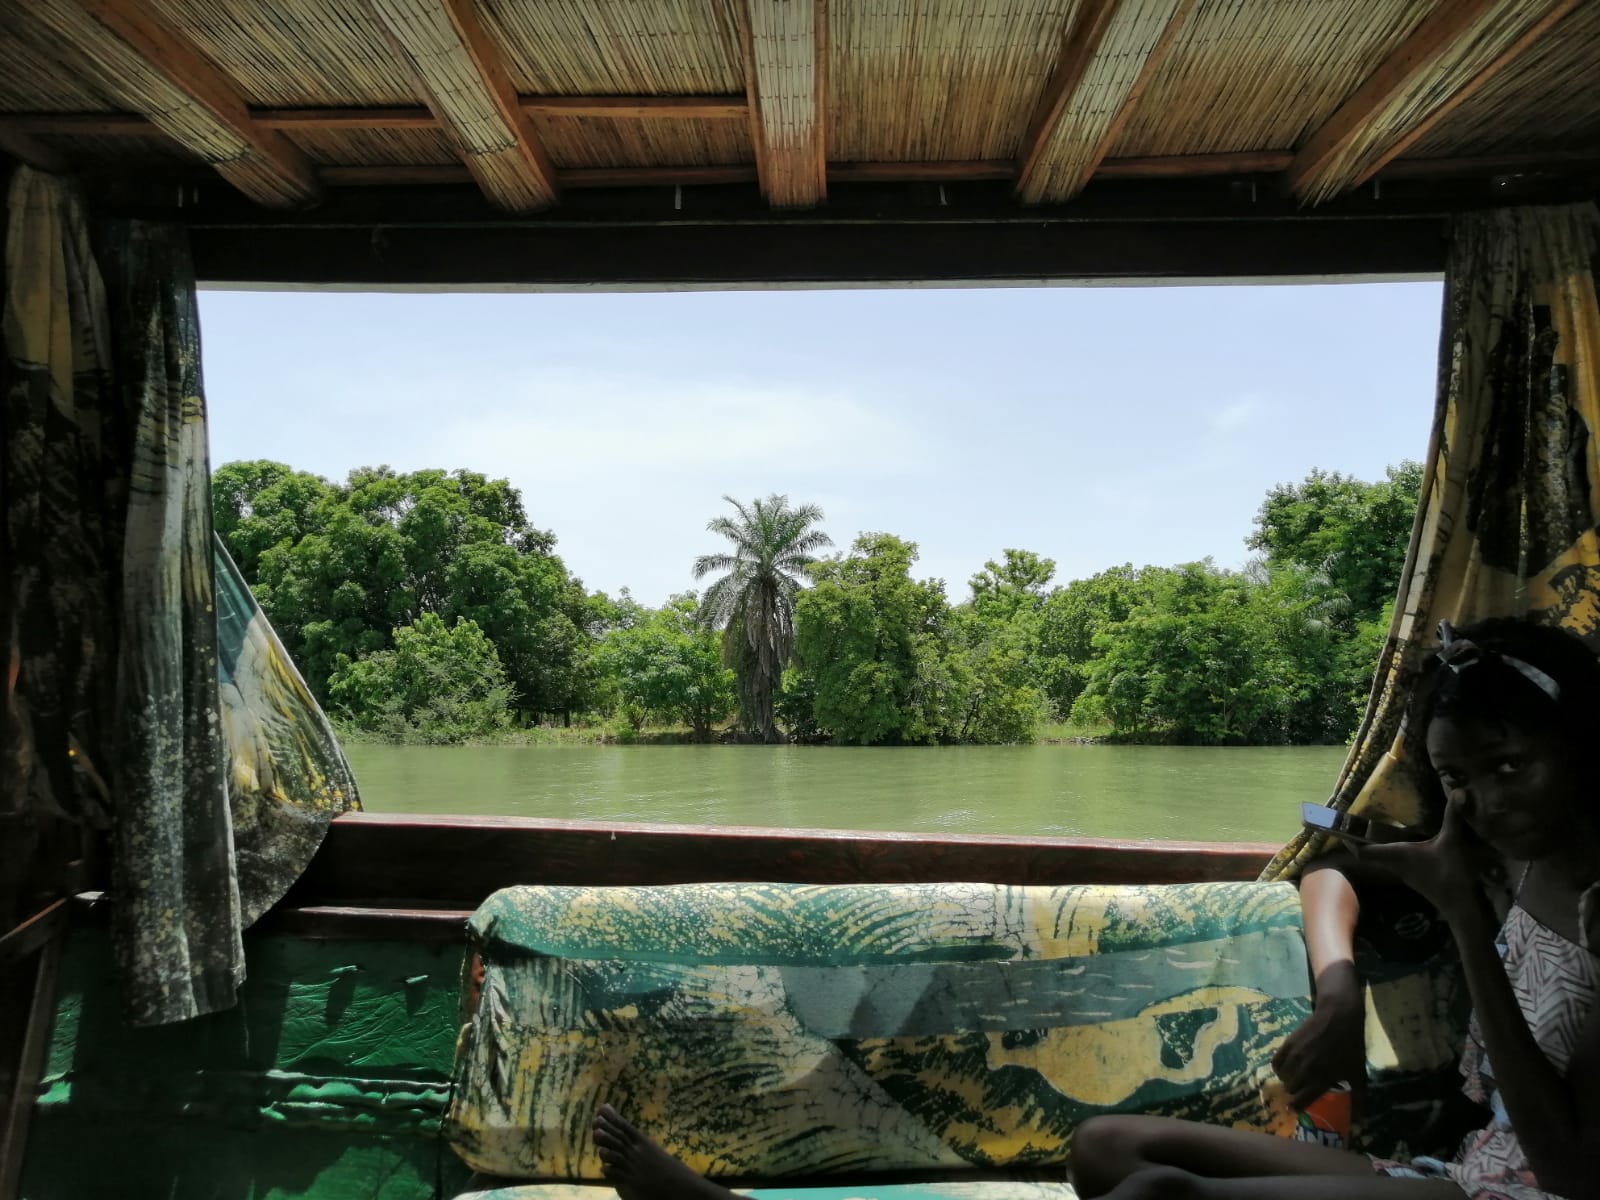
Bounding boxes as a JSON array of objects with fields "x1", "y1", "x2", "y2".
[{"x1": 1411, "y1": 617, "x2": 1600, "y2": 750}]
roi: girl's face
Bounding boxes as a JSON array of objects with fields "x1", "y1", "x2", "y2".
[{"x1": 1425, "y1": 715, "x2": 1584, "y2": 862}]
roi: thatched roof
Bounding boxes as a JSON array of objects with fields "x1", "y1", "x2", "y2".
[{"x1": 1, "y1": 0, "x2": 1596, "y2": 214}]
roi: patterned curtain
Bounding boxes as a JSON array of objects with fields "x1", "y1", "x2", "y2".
[
  {"x1": 2, "y1": 168, "x2": 120, "y2": 927},
  {"x1": 3, "y1": 167, "x2": 359, "y2": 1025},
  {"x1": 1267, "y1": 202, "x2": 1600, "y2": 880}
]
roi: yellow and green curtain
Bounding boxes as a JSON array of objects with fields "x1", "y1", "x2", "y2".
[
  {"x1": 2, "y1": 166, "x2": 359, "y2": 1025},
  {"x1": 1269, "y1": 201, "x2": 1600, "y2": 880}
]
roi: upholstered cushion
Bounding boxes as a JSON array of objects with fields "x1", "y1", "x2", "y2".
[
  {"x1": 456, "y1": 1182, "x2": 1080, "y2": 1200},
  {"x1": 444, "y1": 881, "x2": 1310, "y2": 1181}
]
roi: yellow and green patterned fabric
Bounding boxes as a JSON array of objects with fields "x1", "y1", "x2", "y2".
[
  {"x1": 458, "y1": 1183, "x2": 1081, "y2": 1200},
  {"x1": 1270, "y1": 201, "x2": 1600, "y2": 879},
  {"x1": 446, "y1": 881, "x2": 1311, "y2": 1182}
]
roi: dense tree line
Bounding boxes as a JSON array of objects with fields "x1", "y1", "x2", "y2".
[{"x1": 213, "y1": 460, "x2": 1421, "y2": 746}]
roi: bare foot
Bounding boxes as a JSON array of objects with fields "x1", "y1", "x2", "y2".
[{"x1": 592, "y1": 1104, "x2": 740, "y2": 1200}]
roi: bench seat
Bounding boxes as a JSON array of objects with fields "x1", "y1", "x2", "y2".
[{"x1": 445, "y1": 880, "x2": 1315, "y2": 1187}]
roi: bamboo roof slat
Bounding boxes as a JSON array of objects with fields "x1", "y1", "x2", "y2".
[
  {"x1": 478, "y1": 0, "x2": 745, "y2": 97},
  {"x1": 0, "y1": 4, "x2": 115, "y2": 112},
  {"x1": 534, "y1": 115, "x2": 754, "y2": 170},
  {"x1": 145, "y1": 0, "x2": 416, "y2": 107},
  {"x1": 1106, "y1": 0, "x2": 1432, "y2": 160},
  {"x1": 740, "y1": 0, "x2": 827, "y2": 208},
  {"x1": 1408, "y1": 1, "x2": 1600, "y2": 160},
  {"x1": 22, "y1": 0, "x2": 321, "y2": 207},
  {"x1": 367, "y1": 0, "x2": 558, "y2": 212},
  {"x1": 24, "y1": 131, "x2": 201, "y2": 169},
  {"x1": 1020, "y1": 0, "x2": 1194, "y2": 204},
  {"x1": 828, "y1": 0, "x2": 1080, "y2": 164},
  {"x1": 1290, "y1": 0, "x2": 1576, "y2": 204}
]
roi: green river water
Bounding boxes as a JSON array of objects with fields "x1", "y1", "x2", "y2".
[{"x1": 345, "y1": 743, "x2": 1350, "y2": 844}]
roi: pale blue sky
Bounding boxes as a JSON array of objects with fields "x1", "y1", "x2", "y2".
[{"x1": 199, "y1": 283, "x2": 1443, "y2": 607}]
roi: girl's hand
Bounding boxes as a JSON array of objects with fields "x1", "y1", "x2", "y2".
[
  {"x1": 1356, "y1": 796, "x2": 1491, "y2": 919},
  {"x1": 1272, "y1": 961, "x2": 1365, "y2": 1108}
]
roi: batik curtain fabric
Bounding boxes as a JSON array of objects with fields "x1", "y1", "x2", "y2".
[
  {"x1": 3, "y1": 167, "x2": 360, "y2": 1024},
  {"x1": 214, "y1": 537, "x2": 359, "y2": 925},
  {"x1": 99, "y1": 219, "x2": 243, "y2": 1023},
  {"x1": 2, "y1": 168, "x2": 120, "y2": 924},
  {"x1": 1268, "y1": 202, "x2": 1600, "y2": 880}
]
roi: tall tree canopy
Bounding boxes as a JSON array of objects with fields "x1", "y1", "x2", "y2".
[
  {"x1": 694, "y1": 495, "x2": 832, "y2": 742},
  {"x1": 1248, "y1": 461, "x2": 1423, "y2": 620},
  {"x1": 212, "y1": 461, "x2": 596, "y2": 719}
]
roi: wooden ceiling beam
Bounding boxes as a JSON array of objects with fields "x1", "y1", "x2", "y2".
[
  {"x1": 1016, "y1": 0, "x2": 1123, "y2": 200},
  {"x1": 366, "y1": 0, "x2": 558, "y2": 212},
  {"x1": 1285, "y1": 0, "x2": 1502, "y2": 200},
  {"x1": 25, "y1": 0, "x2": 320, "y2": 207},
  {"x1": 1347, "y1": 0, "x2": 1584, "y2": 189},
  {"x1": 522, "y1": 96, "x2": 749, "y2": 120},
  {"x1": 0, "y1": 125, "x2": 71, "y2": 173},
  {"x1": 738, "y1": 0, "x2": 828, "y2": 208}
]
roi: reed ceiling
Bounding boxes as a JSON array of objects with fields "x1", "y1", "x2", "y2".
[{"x1": 1, "y1": 0, "x2": 1596, "y2": 213}]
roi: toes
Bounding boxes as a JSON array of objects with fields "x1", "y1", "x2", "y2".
[{"x1": 595, "y1": 1128, "x2": 630, "y2": 1154}]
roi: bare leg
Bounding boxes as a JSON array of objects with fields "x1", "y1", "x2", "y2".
[
  {"x1": 593, "y1": 1105, "x2": 740, "y2": 1200},
  {"x1": 1070, "y1": 1116, "x2": 1455, "y2": 1198}
]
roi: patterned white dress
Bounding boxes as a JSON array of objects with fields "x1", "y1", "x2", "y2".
[{"x1": 1373, "y1": 903, "x2": 1599, "y2": 1200}]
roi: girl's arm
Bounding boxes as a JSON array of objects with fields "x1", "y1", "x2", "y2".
[{"x1": 1272, "y1": 855, "x2": 1365, "y2": 1107}]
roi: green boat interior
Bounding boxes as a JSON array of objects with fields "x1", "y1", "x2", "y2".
[{"x1": 4, "y1": 1, "x2": 1600, "y2": 1198}]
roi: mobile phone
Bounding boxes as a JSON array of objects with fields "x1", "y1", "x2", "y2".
[{"x1": 1300, "y1": 802, "x2": 1415, "y2": 846}]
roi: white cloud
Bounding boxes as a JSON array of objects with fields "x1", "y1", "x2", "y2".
[{"x1": 1206, "y1": 397, "x2": 1266, "y2": 435}]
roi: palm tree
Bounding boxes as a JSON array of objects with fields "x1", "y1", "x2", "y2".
[{"x1": 694, "y1": 495, "x2": 831, "y2": 742}]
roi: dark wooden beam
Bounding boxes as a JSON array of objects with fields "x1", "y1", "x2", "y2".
[
  {"x1": 829, "y1": 160, "x2": 1016, "y2": 183},
  {"x1": 367, "y1": 0, "x2": 558, "y2": 211},
  {"x1": 1348, "y1": 0, "x2": 1585, "y2": 188},
  {"x1": 0, "y1": 126, "x2": 70, "y2": 174},
  {"x1": 186, "y1": 200, "x2": 1448, "y2": 289},
  {"x1": 0, "y1": 937, "x2": 63, "y2": 1200},
  {"x1": 1380, "y1": 147, "x2": 1600, "y2": 179},
  {"x1": 1016, "y1": 0, "x2": 1123, "y2": 202},
  {"x1": 0, "y1": 901, "x2": 69, "y2": 969},
  {"x1": 255, "y1": 904, "x2": 472, "y2": 943},
  {"x1": 522, "y1": 95, "x2": 750, "y2": 120},
  {"x1": 1097, "y1": 150, "x2": 1294, "y2": 179},
  {"x1": 561, "y1": 165, "x2": 759, "y2": 189},
  {"x1": 1286, "y1": 0, "x2": 1500, "y2": 201},
  {"x1": 279, "y1": 814, "x2": 1281, "y2": 910},
  {"x1": 320, "y1": 164, "x2": 471, "y2": 186},
  {"x1": 25, "y1": 0, "x2": 320, "y2": 206}
]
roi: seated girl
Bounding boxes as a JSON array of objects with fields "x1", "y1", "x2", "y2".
[{"x1": 1068, "y1": 617, "x2": 1600, "y2": 1199}]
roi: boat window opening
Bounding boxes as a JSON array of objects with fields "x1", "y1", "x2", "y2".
[{"x1": 200, "y1": 279, "x2": 1442, "y2": 848}]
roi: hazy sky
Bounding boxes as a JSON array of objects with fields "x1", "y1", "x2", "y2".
[{"x1": 199, "y1": 282, "x2": 1443, "y2": 607}]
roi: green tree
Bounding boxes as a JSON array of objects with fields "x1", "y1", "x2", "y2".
[
  {"x1": 1068, "y1": 563, "x2": 1290, "y2": 744},
  {"x1": 221, "y1": 464, "x2": 595, "y2": 720},
  {"x1": 694, "y1": 494, "x2": 832, "y2": 743},
  {"x1": 1247, "y1": 461, "x2": 1423, "y2": 620},
  {"x1": 211, "y1": 460, "x2": 336, "y2": 581},
  {"x1": 595, "y1": 594, "x2": 737, "y2": 740},
  {"x1": 1034, "y1": 565, "x2": 1145, "y2": 717},
  {"x1": 791, "y1": 533, "x2": 953, "y2": 745},
  {"x1": 327, "y1": 613, "x2": 513, "y2": 743}
]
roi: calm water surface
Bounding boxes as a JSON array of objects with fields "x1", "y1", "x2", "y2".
[{"x1": 345, "y1": 744, "x2": 1348, "y2": 844}]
